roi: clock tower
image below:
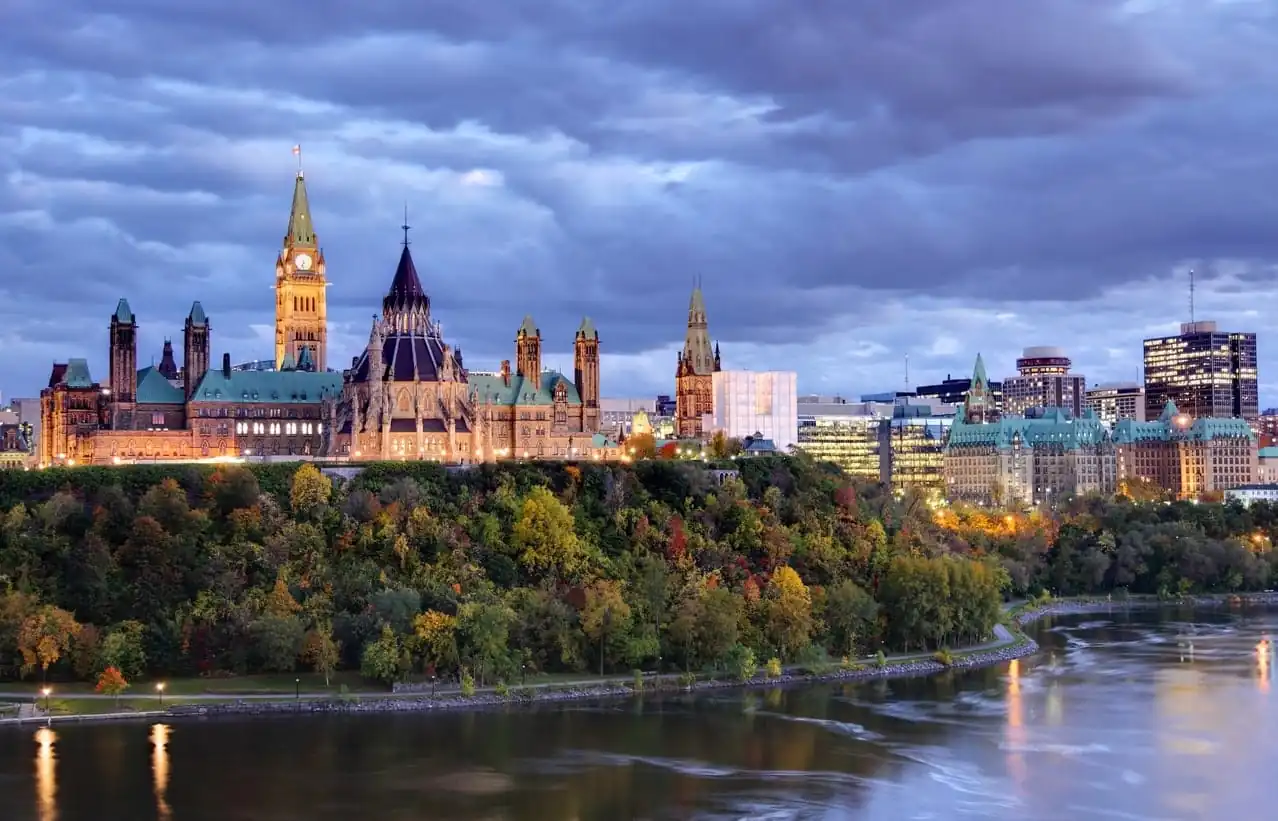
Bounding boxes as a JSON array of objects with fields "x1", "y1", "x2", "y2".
[{"x1": 274, "y1": 168, "x2": 328, "y2": 371}]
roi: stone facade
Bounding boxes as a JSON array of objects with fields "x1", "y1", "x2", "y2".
[
  {"x1": 274, "y1": 171, "x2": 328, "y2": 371},
  {"x1": 674, "y1": 285, "x2": 720, "y2": 438},
  {"x1": 1113, "y1": 400, "x2": 1256, "y2": 499},
  {"x1": 330, "y1": 242, "x2": 620, "y2": 462}
]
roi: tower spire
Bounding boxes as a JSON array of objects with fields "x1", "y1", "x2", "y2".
[
  {"x1": 285, "y1": 170, "x2": 316, "y2": 248},
  {"x1": 1189, "y1": 268, "x2": 1195, "y2": 324},
  {"x1": 402, "y1": 203, "x2": 411, "y2": 247}
]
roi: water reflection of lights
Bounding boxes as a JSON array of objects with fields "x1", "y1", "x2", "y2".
[
  {"x1": 152, "y1": 723, "x2": 172, "y2": 820},
  {"x1": 35, "y1": 726, "x2": 57, "y2": 821},
  {"x1": 1005, "y1": 659, "x2": 1027, "y2": 790},
  {"x1": 1258, "y1": 638, "x2": 1270, "y2": 694}
]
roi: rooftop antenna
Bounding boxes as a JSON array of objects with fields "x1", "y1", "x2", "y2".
[
  {"x1": 905, "y1": 353, "x2": 910, "y2": 388},
  {"x1": 401, "y1": 203, "x2": 411, "y2": 247},
  {"x1": 292, "y1": 144, "x2": 303, "y2": 177},
  {"x1": 1189, "y1": 268, "x2": 1195, "y2": 325}
]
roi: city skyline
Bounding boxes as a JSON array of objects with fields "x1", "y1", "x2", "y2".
[{"x1": 3, "y1": 3, "x2": 1278, "y2": 402}]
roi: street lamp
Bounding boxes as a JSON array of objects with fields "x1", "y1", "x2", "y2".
[
  {"x1": 521, "y1": 663, "x2": 527, "y2": 686},
  {"x1": 41, "y1": 687, "x2": 51, "y2": 713},
  {"x1": 295, "y1": 677, "x2": 300, "y2": 702},
  {"x1": 156, "y1": 682, "x2": 165, "y2": 707},
  {"x1": 430, "y1": 674, "x2": 437, "y2": 698}
]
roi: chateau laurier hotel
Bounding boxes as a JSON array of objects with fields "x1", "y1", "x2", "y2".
[{"x1": 39, "y1": 166, "x2": 623, "y2": 466}]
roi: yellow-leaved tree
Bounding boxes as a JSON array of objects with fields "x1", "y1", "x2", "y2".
[
  {"x1": 512, "y1": 487, "x2": 585, "y2": 581},
  {"x1": 18, "y1": 605, "x2": 81, "y2": 681},
  {"x1": 413, "y1": 610, "x2": 459, "y2": 674},
  {"x1": 290, "y1": 463, "x2": 332, "y2": 519},
  {"x1": 765, "y1": 566, "x2": 813, "y2": 662}
]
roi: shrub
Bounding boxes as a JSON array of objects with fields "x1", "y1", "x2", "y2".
[
  {"x1": 933, "y1": 648, "x2": 954, "y2": 666},
  {"x1": 875, "y1": 650, "x2": 887, "y2": 668},
  {"x1": 726, "y1": 644, "x2": 757, "y2": 682},
  {"x1": 460, "y1": 669, "x2": 476, "y2": 698},
  {"x1": 765, "y1": 657, "x2": 782, "y2": 679},
  {"x1": 632, "y1": 669, "x2": 644, "y2": 692},
  {"x1": 494, "y1": 680, "x2": 509, "y2": 698}
]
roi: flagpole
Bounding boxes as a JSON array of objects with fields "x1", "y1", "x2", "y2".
[{"x1": 293, "y1": 144, "x2": 303, "y2": 177}]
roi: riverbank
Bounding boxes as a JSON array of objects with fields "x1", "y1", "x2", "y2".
[{"x1": 4, "y1": 591, "x2": 1274, "y2": 726}]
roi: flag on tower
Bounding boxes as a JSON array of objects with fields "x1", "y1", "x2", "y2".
[{"x1": 292, "y1": 145, "x2": 301, "y2": 155}]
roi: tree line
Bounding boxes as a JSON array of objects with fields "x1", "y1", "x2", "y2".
[{"x1": 1, "y1": 456, "x2": 1271, "y2": 688}]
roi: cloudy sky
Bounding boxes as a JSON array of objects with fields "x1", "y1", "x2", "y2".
[{"x1": 2, "y1": 1, "x2": 1276, "y2": 405}]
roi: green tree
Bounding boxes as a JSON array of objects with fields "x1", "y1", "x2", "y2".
[
  {"x1": 457, "y1": 601, "x2": 513, "y2": 685},
  {"x1": 824, "y1": 580, "x2": 879, "y2": 656},
  {"x1": 360, "y1": 625, "x2": 407, "y2": 685},
  {"x1": 98, "y1": 621, "x2": 147, "y2": 679},
  {"x1": 512, "y1": 487, "x2": 585, "y2": 581},
  {"x1": 412, "y1": 610, "x2": 459, "y2": 674},
  {"x1": 250, "y1": 614, "x2": 305, "y2": 672}
]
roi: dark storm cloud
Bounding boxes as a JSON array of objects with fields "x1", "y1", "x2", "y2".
[{"x1": 3, "y1": 0, "x2": 1278, "y2": 401}]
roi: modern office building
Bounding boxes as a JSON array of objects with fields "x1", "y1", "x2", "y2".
[
  {"x1": 599, "y1": 397, "x2": 656, "y2": 437},
  {"x1": 1143, "y1": 321, "x2": 1258, "y2": 421},
  {"x1": 1085, "y1": 383, "x2": 1146, "y2": 424},
  {"x1": 797, "y1": 396, "x2": 956, "y2": 492},
  {"x1": 710, "y1": 370, "x2": 798, "y2": 452},
  {"x1": 1001, "y1": 346, "x2": 1087, "y2": 417}
]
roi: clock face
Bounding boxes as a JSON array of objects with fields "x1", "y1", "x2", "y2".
[{"x1": 295, "y1": 253, "x2": 313, "y2": 271}]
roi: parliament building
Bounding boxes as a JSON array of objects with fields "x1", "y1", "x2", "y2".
[{"x1": 39, "y1": 165, "x2": 621, "y2": 466}]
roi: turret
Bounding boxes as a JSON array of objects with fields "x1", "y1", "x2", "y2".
[
  {"x1": 574, "y1": 317, "x2": 601, "y2": 431},
  {"x1": 108, "y1": 298, "x2": 137, "y2": 403},
  {"x1": 516, "y1": 315, "x2": 541, "y2": 391},
  {"x1": 183, "y1": 301, "x2": 210, "y2": 400}
]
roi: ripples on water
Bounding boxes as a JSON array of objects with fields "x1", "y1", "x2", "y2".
[{"x1": 1, "y1": 608, "x2": 1275, "y2": 821}]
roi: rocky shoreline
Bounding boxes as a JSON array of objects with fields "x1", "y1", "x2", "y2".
[{"x1": 10, "y1": 593, "x2": 1276, "y2": 726}]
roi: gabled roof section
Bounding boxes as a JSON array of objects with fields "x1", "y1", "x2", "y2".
[
  {"x1": 286, "y1": 173, "x2": 316, "y2": 247},
  {"x1": 192, "y1": 369, "x2": 342, "y2": 404},
  {"x1": 1158, "y1": 399, "x2": 1178, "y2": 423},
  {"x1": 113, "y1": 299, "x2": 134, "y2": 324},
  {"x1": 518, "y1": 315, "x2": 539, "y2": 337},
  {"x1": 64, "y1": 358, "x2": 94, "y2": 388},
  {"x1": 135, "y1": 366, "x2": 185, "y2": 404},
  {"x1": 187, "y1": 301, "x2": 207, "y2": 327},
  {"x1": 468, "y1": 370, "x2": 582, "y2": 406}
]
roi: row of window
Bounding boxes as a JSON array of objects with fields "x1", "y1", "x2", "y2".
[{"x1": 234, "y1": 422, "x2": 323, "y2": 435}]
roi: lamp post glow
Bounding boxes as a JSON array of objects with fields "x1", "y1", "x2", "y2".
[
  {"x1": 41, "y1": 687, "x2": 51, "y2": 713},
  {"x1": 156, "y1": 682, "x2": 165, "y2": 707}
]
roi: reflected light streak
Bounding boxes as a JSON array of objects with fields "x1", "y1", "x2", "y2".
[
  {"x1": 152, "y1": 723, "x2": 172, "y2": 820},
  {"x1": 35, "y1": 727, "x2": 57, "y2": 821},
  {"x1": 1005, "y1": 659, "x2": 1027, "y2": 790},
  {"x1": 1258, "y1": 638, "x2": 1270, "y2": 694}
]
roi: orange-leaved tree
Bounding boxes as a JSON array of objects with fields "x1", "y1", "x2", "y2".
[{"x1": 95, "y1": 666, "x2": 129, "y2": 705}]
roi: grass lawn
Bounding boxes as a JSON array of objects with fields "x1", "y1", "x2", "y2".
[{"x1": 0, "y1": 671, "x2": 382, "y2": 698}]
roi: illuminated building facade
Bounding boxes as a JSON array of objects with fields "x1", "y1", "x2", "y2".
[
  {"x1": 1143, "y1": 321, "x2": 1258, "y2": 421},
  {"x1": 710, "y1": 370, "x2": 798, "y2": 452},
  {"x1": 914, "y1": 356, "x2": 1003, "y2": 420},
  {"x1": 1002, "y1": 346, "x2": 1087, "y2": 417},
  {"x1": 1113, "y1": 400, "x2": 1256, "y2": 499},
  {"x1": 797, "y1": 396, "x2": 955, "y2": 491},
  {"x1": 674, "y1": 285, "x2": 721, "y2": 438},
  {"x1": 943, "y1": 406, "x2": 1116, "y2": 505},
  {"x1": 1085, "y1": 382, "x2": 1146, "y2": 424}
]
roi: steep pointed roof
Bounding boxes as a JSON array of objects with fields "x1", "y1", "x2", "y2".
[
  {"x1": 113, "y1": 298, "x2": 134, "y2": 324},
  {"x1": 285, "y1": 173, "x2": 316, "y2": 247},
  {"x1": 1158, "y1": 399, "x2": 1178, "y2": 422},
  {"x1": 383, "y1": 245, "x2": 430, "y2": 317},
  {"x1": 519, "y1": 315, "x2": 539, "y2": 337},
  {"x1": 280, "y1": 351, "x2": 297, "y2": 371},
  {"x1": 681, "y1": 284, "x2": 714, "y2": 376},
  {"x1": 576, "y1": 317, "x2": 598, "y2": 340},
  {"x1": 297, "y1": 346, "x2": 315, "y2": 372},
  {"x1": 187, "y1": 302, "x2": 207, "y2": 327},
  {"x1": 972, "y1": 353, "x2": 988, "y2": 388}
]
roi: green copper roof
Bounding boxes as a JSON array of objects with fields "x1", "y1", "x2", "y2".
[
  {"x1": 576, "y1": 317, "x2": 598, "y2": 340},
  {"x1": 946, "y1": 407, "x2": 1111, "y2": 450},
  {"x1": 297, "y1": 346, "x2": 315, "y2": 371},
  {"x1": 682, "y1": 284, "x2": 714, "y2": 375},
  {"x1": 192, "y1": 369, "x2": 342, "y2": 404},
  {"x1": 972, "y1": 352, "x2": 988, "y2": 389},
  {"x1": 187, "y1": 301, "x2": 207, "y2": 327},
  {"x1": 135, "y1": 366, "x2": 185, "y2": 404},
  {"x1": 280, "y1": 351, "x2": 297, "y2": 371},
  {"x1": 64, "y1": 358, "x2": 94, "y2": 388},
  {"x1": 286, "y1": 173, "x2": 316, "y2": 247},
  {"x1": 1259, "y1": 447, "x2": 1278, "y2": 459},
  {"x1": 518, "y1": 315, "x2": 538, "y2": 337},
  {"x1": 1112, "y1": 406, "x2": 1255, "y2": 444},
  {"x1": 113, "y1": 298, "x2": 134, "y2": 324},
  {"x1": 591, "y1": 432, "x2": 617, "y2": 448},
  {"x1": 468, "y1": 370, "x2": 582, "y2": 406}
]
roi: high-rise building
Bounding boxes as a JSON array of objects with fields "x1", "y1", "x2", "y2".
[
  {"x1": 1085, "y1": 382, "x2": 1146, "y2": 424},
  {"x1": 711, "y1": 370, "x2": 797, "y2": 452},
  {"x1": 1002, "y1": 346, "x2": 1087, "y2": 417},
  {"x1": 1114, "y1": 400, "x2": 1256, "y2": 499},
  {"x1": 1143, "y1": 321, "x2": 1258, "y2": 421}
]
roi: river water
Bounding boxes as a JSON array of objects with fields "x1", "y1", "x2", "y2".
[{"x1": 1, "y1": 608, "x2": 1274, "y2": 821}]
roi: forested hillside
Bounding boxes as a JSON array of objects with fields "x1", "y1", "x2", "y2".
[{"x1": 0, "y1": 457, "x2": 1273, "y2": 686}]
